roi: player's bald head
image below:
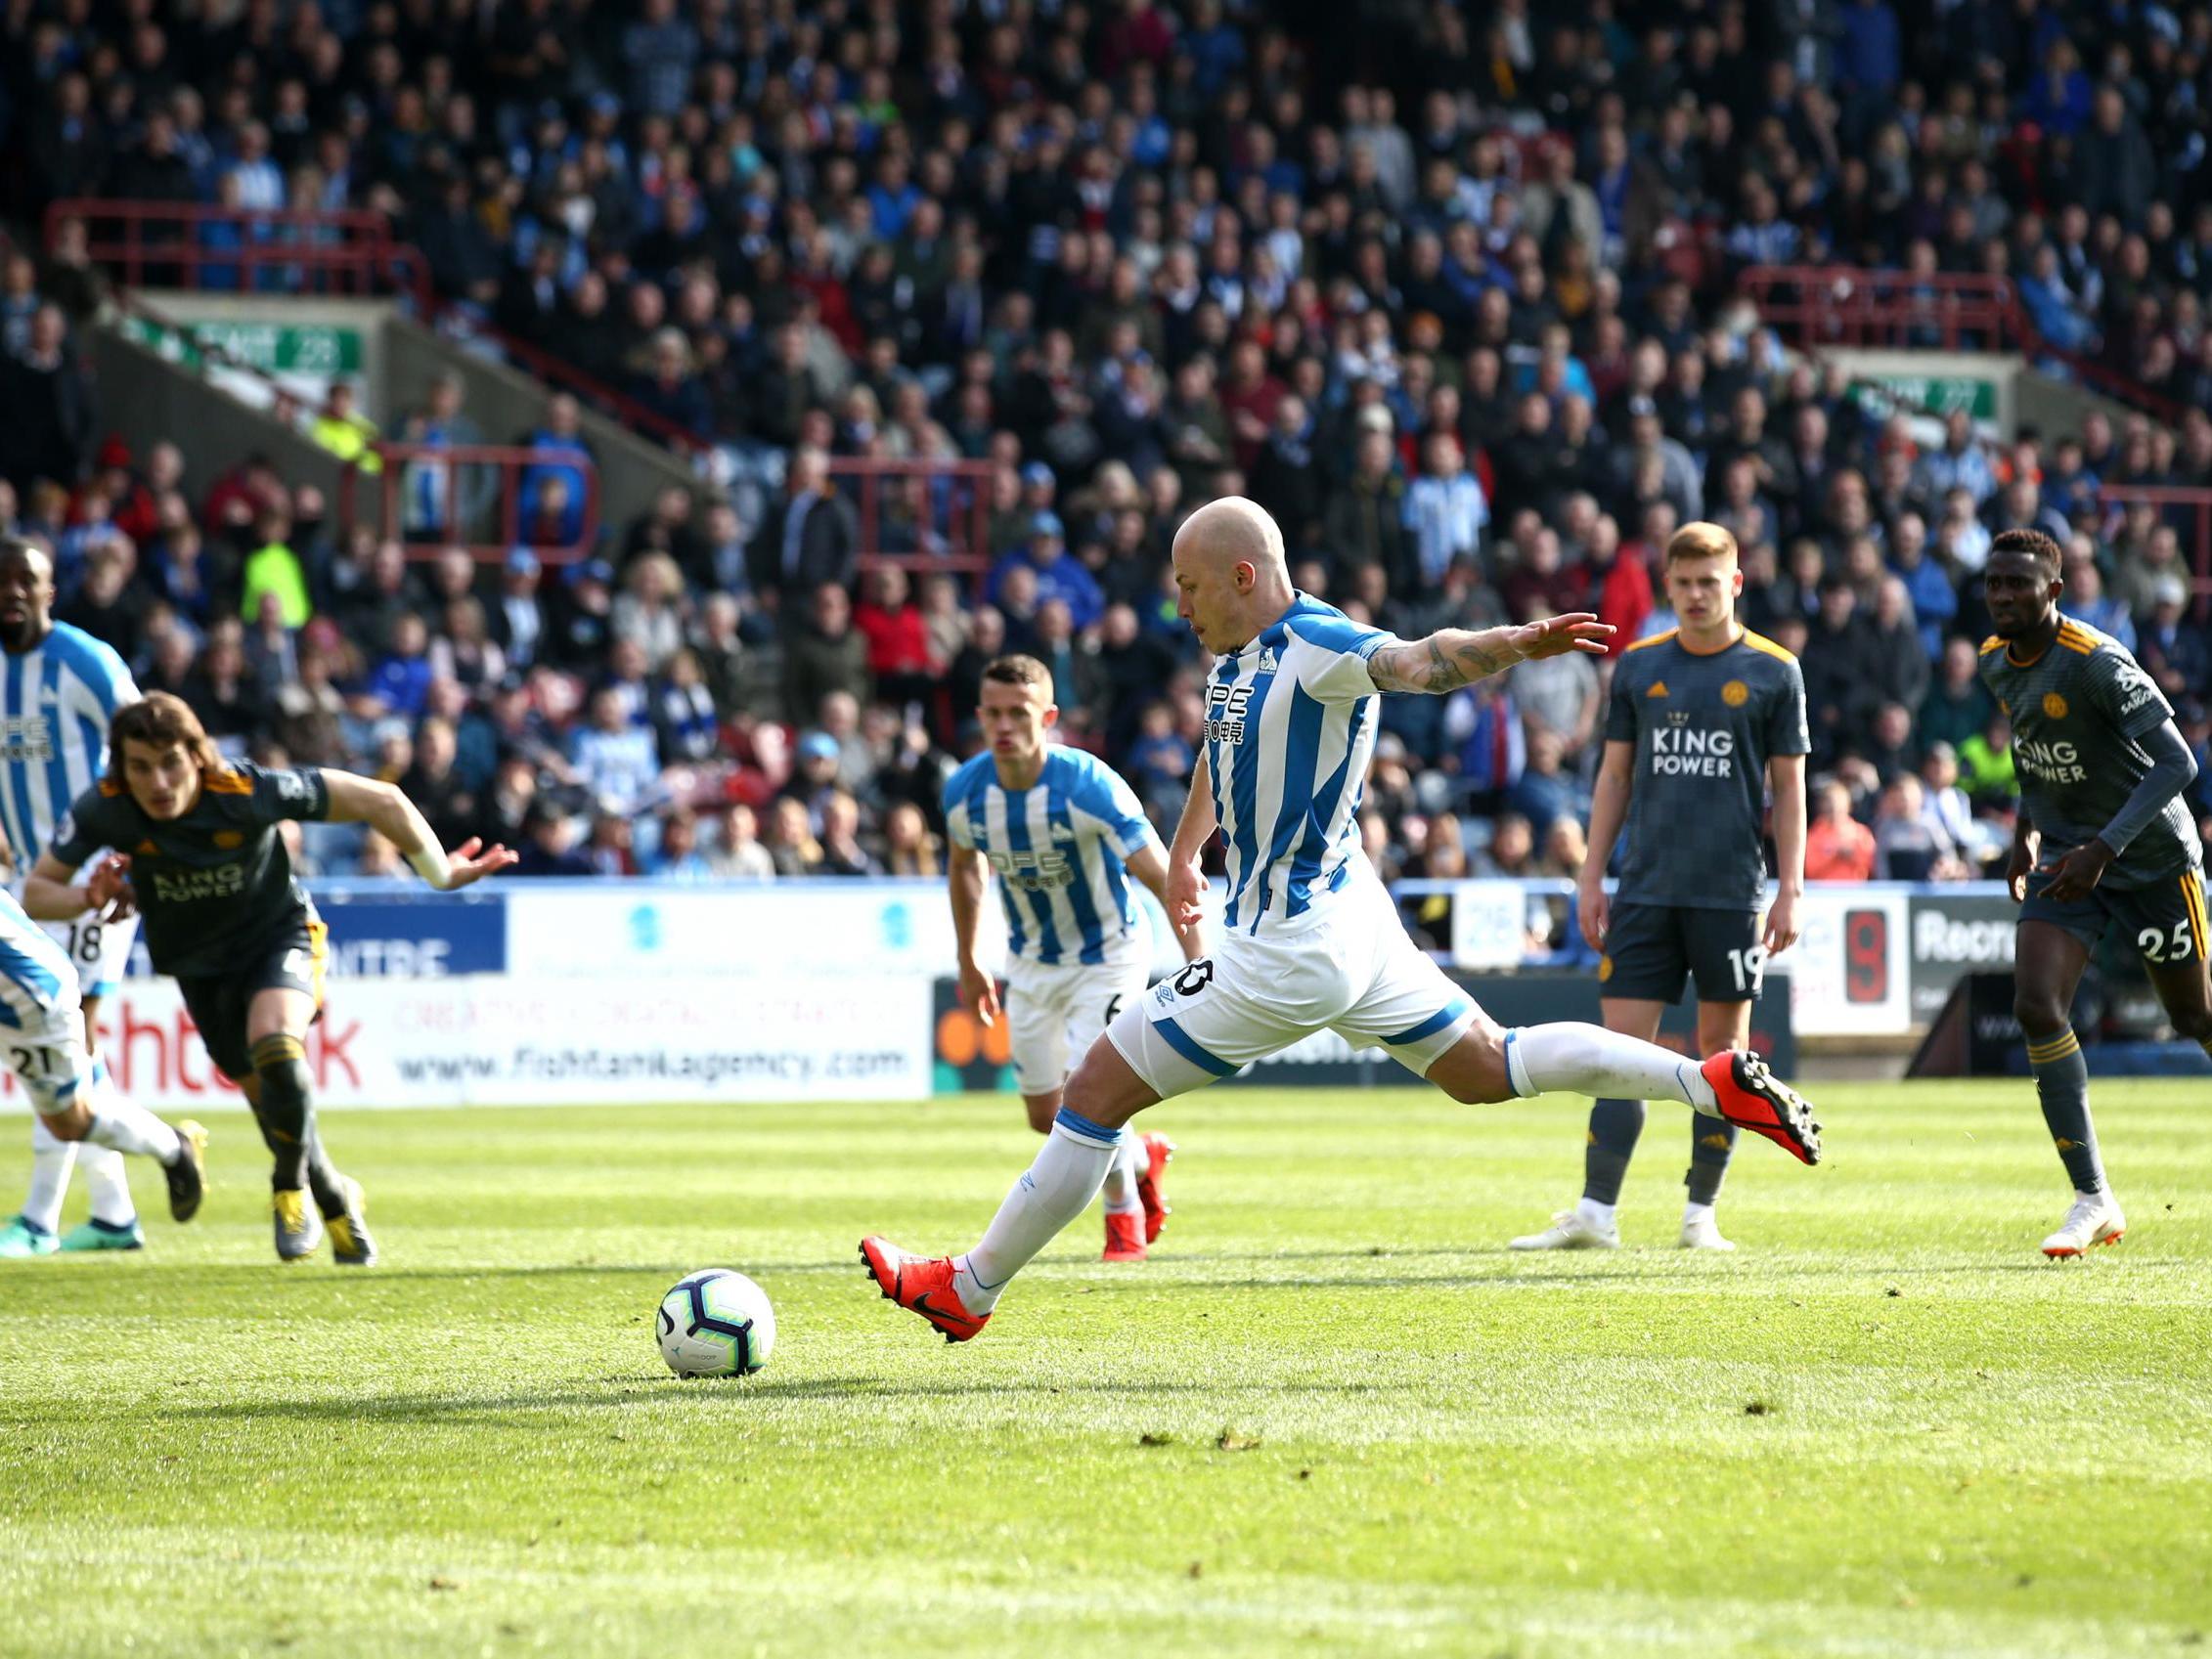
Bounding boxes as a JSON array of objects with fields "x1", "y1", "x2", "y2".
[
  {"x1": 1169, "y1": 497, "x2": 1295, "y2": 653},
  {"x1": 1172, "y1": 496, "x2": 1286, "y2": 581}
]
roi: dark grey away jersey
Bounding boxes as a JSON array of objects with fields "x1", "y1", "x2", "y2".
[
  {"x1": 1979, "y1": 613, "x2": 2201, "y2": 889},
  {"x1": 1605, "y1": 628, "x2": 1810, "y2": 911}
]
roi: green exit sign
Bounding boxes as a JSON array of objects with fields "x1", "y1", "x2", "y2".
[
  {"x1": 1848, "y1": 375, "x2": 1998, "y2": 421},
  {"x1": 123, "y1": 314, "x2": 363, "y2": 375}
]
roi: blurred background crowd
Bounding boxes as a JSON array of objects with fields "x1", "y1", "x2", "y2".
[{"x1": 3, "y1": 0, "x2": 2212, "y2": 928}]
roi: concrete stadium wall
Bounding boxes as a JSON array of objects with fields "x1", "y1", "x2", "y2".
[{"x1": 89, "y1": 325, "x2": 350, "y2": 514}]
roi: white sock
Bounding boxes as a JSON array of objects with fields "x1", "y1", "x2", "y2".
[
  {"x1": 83, "y1": 1100, "x2": 182, "y2": 1163},
  {"x1": 22, "y1": 1115, "x2": 76, "y2": 1234},
  {"x1": 80, "y1": 1147, "x2": 137, "y2": 1227},
  {"x1": 1099, "y1": 1136, "x2": 1144, "y2": 1216},
  {"x1": 1576, "y1": 1196, "x2": 1616, "y2": 1230},
  {"x1": 1682, "y1": 1200, "x2": 1715, "y2": 1228},
  {"x1": 953, "y1": 1116, "x2": 1121, "y2": 1312},
  {"x1": 1506, "y1": 1026, "x2": 1719, "y2": 1114}
]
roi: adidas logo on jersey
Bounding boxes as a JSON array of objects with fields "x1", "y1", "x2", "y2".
[{"x1": 1646, "y1": 680, "x2": 1668, "y2": 698}]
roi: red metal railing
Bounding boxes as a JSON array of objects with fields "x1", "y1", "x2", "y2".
[
  {"x1": 1741, "y1": 265, "x2": 2018, "y2": 353},
  {"x1": 47, "y1": 198, "x2": 709, "y2": 458},
  {"x1": 48, "y1": 198, "x2": 430, "y2": 309},
  {"x1": 337, "y1": 441, "x2": 599, "y2": 565},
  {"x1": 2097, "y1": 484, "x2": 2212, "y2": 625},
  {"x1": 828, "y1": 457, "x2": 996, "y2": 595},
  {"x1": 1739, "y1": 264, "x2": 2184, "y2": 422}
]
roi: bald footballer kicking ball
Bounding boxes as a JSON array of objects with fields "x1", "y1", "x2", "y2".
[{"x1": 656, "y1": 1269, "x2": 776, "y2": 1377}]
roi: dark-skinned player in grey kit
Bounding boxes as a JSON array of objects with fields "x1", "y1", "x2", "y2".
[
  {"x1": 22, "y1": 692, "x2": 516, "y2": 1264},
  {"x1": 1979, "y1": 528, "x2": 2211, "y2": 1257}
]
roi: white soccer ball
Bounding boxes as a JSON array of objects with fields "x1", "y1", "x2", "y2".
[{"x1": 656, "y1": 1269, "x2": 776, "y2": 1377}]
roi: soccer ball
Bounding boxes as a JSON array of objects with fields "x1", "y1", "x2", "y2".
[{"x1": 656, "y1": 1269, "x2": 776, "y2": 1377}]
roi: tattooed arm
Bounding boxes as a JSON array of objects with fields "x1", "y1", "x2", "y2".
[{"x1": 1366, "y1": 613, "x2": 1615, "y2": 695}]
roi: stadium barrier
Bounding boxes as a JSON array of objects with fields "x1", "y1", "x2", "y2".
[{"x1": 0, "y1": 882, "x2": 2053, "y2": 1111}]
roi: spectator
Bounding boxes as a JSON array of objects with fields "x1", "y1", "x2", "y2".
[
  {"x1": 240, "y1": 504, "x2": 311, "y2": 629},
  {"x1": 766, "y1": 796, "x2": 823, "y2": 876},
  {"x1": 645, "y1": 808, "x2": 715, "y2": 882},
  {"x1": 652, "y1": 646, "x2": 721, "y2": 765},
  {"x1": 855, "y1": 564, "x2": 937, "y2": 712},
  {"x1": 1325, "y1": 425, "x2": 1413, "y2": 590},
  {"x1": 513, "y1": 805, "x2": 595, "y2": 878},
  {"x1": 707, "y1": 803, "x2": 777, "y2": 881},
  {"x1": 747, "y1": 447, "x2": 858, "y2": 609},
  {"x1": 399, "y1": 374, "x2": 492, "y2": 543},
  {"x1": 367, "y1": 613, "x2": 435, "y2": 720},
  {"x1": 2064, "y1": 554, "x2": 2137, "y2": 651},
  {"x1": 1805, "y1": 780, "x2": 1877, "y2": 882},
  {"x1": 0, "y1": 306, "x2": 94, "y2": 495},
  {"x1": 1402, "y1": 432, "x2": 1488, "y2": 586},
  {"x1": 309, "y1": 381, "x2": 380, "y2": 475},
  {"x1": 1873, "y1": 775, "x2": 1956, "y2": 881},
  {"x1": 612, "y1": 551, "x2": 686, "y2": 672},
  {"x1": 517, "y1": 395, "x2": 593, "y2": 549},
  {"x1": 782, "y1": 582, "x2": 870, "y2": 725},
  {"x1": 570, "y1": 685, "x2": 662, "y2": 815},
  {"x1": 988, "y1": 512, "x2": 1104, "y2": 634}
]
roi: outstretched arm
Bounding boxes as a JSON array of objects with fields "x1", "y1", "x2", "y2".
[
  {"x1": 1366, "y1": 614, "x2": 1614, "y2": 696},
  {"x1": 318, "y1": 770, "x2": 517, "y2": 890}
]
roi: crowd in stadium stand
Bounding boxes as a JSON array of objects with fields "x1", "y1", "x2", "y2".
[{"x1": 4, "y1": 0, "x2": 2212, "y2": 908}]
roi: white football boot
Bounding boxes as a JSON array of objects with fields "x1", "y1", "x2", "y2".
[
  {"x1": 1679, "y1": 1209, "x2": 1738, "y2": 1251},
  {"x1": 2041, "y1": 1191, "x2": 2126, "y2": 1258},
  {"x1": 1509, "y1": 1205, "x2": 1621, "y2": 1250}
]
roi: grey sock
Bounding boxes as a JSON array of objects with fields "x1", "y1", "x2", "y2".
[
  {"x1": 1582, "y1": 1098, "x2": 1645, "y2": 1205},
  {"x1": 2026, "y1": 1029, "x2": 2104, "y2": 1194}
]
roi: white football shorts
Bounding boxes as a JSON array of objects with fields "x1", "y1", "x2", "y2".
[
  {"x1": 1106, "y1": 874, "x2": 1479, "y2": 1100},
  {"x1": 1005, "y1": 937, "x2": 1153, "y2": 1096},
  {"x1": 40, "y1": 913, "x2": 139, "y2": 1000}
]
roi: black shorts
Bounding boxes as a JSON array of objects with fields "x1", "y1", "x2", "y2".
[
  {"x1": 1600, "y1": 902, "x2": 1764, "y2": 1004},
  {"x1": 2019, "y1": 866, "x2": 2209, "y2": 968},
  {"x1": 176, "y1": 914, "x2": 329, "y2": 1081}
]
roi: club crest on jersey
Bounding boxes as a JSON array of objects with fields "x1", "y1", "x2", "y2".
[
  {"x1": 2043, "y1": 692, "x2": 2068, "y2": 720},
  {"x1": 1255, "y1": 646, "x2": 1277, "y2": 675},
  {"x1": 1722, "y1": 679, "x2": 1749, "y2": 708}
]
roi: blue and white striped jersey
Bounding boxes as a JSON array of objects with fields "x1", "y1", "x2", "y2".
[
  {"x1": 0, "y1": 887, "x2": 73, "y2": 1031},
  {"x1": 1205, "y1": 593, "x2": 1391, "y2": 937},
  {"x1": 944, "y1": 746, "x2": 1162, "y2": 967},
  {"x1": 1, "y1": 623, "x2": 138, "y2": 865}
]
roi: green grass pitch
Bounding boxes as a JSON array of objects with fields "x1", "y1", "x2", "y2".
[{"x1": 3, "y1": 1082, "x2": 2209, "y2": 1658}]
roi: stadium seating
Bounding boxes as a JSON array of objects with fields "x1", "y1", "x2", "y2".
[{"x1": 2, "y1": 0, "x2": 2210, "y2": 883}]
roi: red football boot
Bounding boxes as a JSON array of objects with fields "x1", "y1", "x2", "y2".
[
  {"x1": 1699, "y1": 1051, "x2": 1822, "y2": 1165},
  {"x1": 859, "y1": 1236, "x2": 991, "y2": 1342},
  {"x1": 1134, "y1": 1132, "x2": 1175, "y2": 1244},
  {"x1": 1102, "y1": 1210, "x2": 1147, "y2": 1262}
]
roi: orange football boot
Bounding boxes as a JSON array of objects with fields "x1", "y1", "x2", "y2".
[
  {"x1": 860, "y1": 1236, "x2": 991, "y2": 1342},
  {"x1": 1700, "y1": 1051, "x2": 1822, "y2": 1164},
  {"x1": 1134, "y1": 1132, "x2": 1175, "y2": 1243},
  {"x1": 1102, "y1": 1211, "x2": 1147, "y2": 1262}
]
